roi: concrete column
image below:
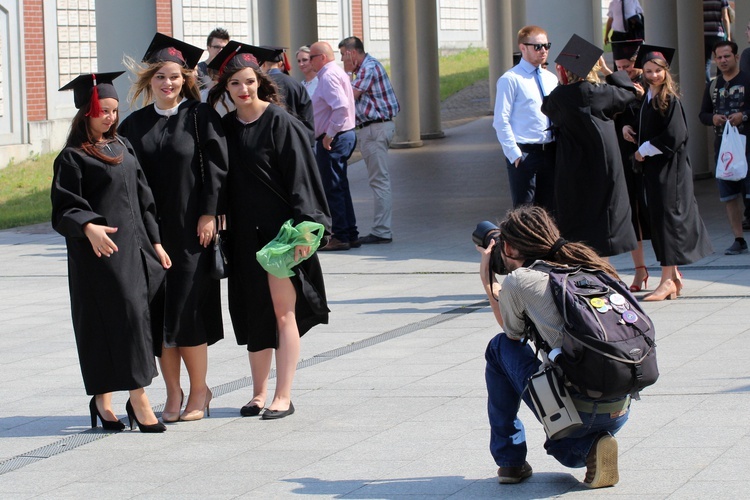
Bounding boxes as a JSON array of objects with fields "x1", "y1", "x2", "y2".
[
  {"x1": 676, "y1": 0, "x2": 711, "y2": 177},
  {"x1": 736, "y1": 0, "x2": 750, "y2": 48},
  {"x1": 289, "y1": 0, "x2": 318, "y2": 81},
  {"x1": 591, "y1": 0, "x2": 602, "y2": 48},
  {"x1": 388, "y1": 0, "x2": 422, "y2": 148},
  {"x1": 95, "y1": 0, "x2": 156, "y2": 117},
  {"x1": 510, "y1": 0, "x2": 526, "y2": 34},
  {"x1": 642, "y1": 0, "x2": 679, "y2": 72},
  {"x1": 257, "y1": 0, "x2": 291, "y2": 48},
  {"x1": 487, "y1": 0, "x2": 513, "y2": 111},
  {"x1": 415, "y1": 0, "x2": 443, "y2": 139}
]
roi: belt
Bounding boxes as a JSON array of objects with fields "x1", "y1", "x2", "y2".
[
  {"x1": 573, "y1": 395, "x2": 630, "y2": 414},
  {"x1": 518, "y1": 142, "x2": 553, "y2": 152},
  {"x1": 315, "y1": 128, "x2": 355, "y2": 141},
  {"x1": 359, "y1": 118, "x2": 391, "y2": 129}
]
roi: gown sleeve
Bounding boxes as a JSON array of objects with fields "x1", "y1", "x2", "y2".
[
  {"x1": 50, "y1": 149, "x2": 107, "y2": 239},
  {"x1": 195, "y1": 103, "x2": 229, "y2": 216},
  {"x1": 647, "y1": 97, "x2": 688, "y2": 158},
  {"x1": 272, "y1": 111, "x2": 332, "y2": 233}
]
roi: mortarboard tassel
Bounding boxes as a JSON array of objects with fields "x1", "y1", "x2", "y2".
[
  {"x1": 86, "y1": 74, "x2": 102, "y2": 117},
  {"x1": 282, "y1": 52, "x2": 291, "y2": 73}
]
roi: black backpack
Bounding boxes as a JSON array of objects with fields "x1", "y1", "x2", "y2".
[{"x1": 524, "y1": 263, "x2": 659, "y2": 400}]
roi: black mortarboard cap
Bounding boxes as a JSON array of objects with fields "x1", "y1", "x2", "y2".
[
  {"x1": 259, "y1": 45, "x2": 291, "y2": 72},
  {"x1": 555, "y1": 34, "x2": 603, "y2": 78},
  {"x1": 611, "y1": 39, "x2": 642, "y2": 61},
  {"x1": 142, "y1": 32, "x2": 204, "y2": 69},
  {"x1": 59, "y1": 71, "x2": 125, "y2": 113},
  {"x1": 207, "y1": 41, "x2": 277, "y2": 75},
  {"x1": 634, "y1": 44, "x2": 675, "y2": 69}
]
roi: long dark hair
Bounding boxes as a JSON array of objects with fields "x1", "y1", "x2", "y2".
[
  {"x1": 498, "y1": 206, "x2": 620, "y2": 279},
  {"x1": 207, "y1": 65, "x2": 282, "y2": 109},
  {"x1": 65, "y1": 106, "x2": 123, "y2": 165}
]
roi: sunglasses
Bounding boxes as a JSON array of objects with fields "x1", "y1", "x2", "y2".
[
  {"x1": 309, "y1": 54, "x2": 324, "y2": 59},
  {"x1": 523, "y1": 42, "x2": 552, "y2": 52}
]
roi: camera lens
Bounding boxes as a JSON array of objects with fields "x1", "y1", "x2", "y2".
[{"x1": 472, "y1": 221, "x2": 500, "y2": 248}]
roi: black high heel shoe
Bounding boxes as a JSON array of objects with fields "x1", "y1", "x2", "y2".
[
  {"x1": 89, "y1": 396, "x2": 125, "y2": 431},
  {"x1": 125, "y1": 399, "x2": 166, "y2": 433}
]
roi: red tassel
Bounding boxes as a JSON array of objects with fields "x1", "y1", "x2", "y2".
[
  {"x1": 282, "y1": 52, "x2": 291, "y2": 73},
  {"x1": 86, "y1": 75, "x2": 102, "y2": 117}
]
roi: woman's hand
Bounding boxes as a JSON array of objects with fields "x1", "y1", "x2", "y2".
[
  {"x1": 84, "y1": 223, "x2": 118, "y2": 258},
  {"x1": 598, "y1": 56, "x2": 613, "y2": 76},
  {"x1": 293, "y1": 245, "x2": 311, "y2": 263},
  {"x1": 635, "y1": 151, "x2": 644, "y2": 162},
  {"x1": 633, "y1": 82, "x2": 644, "y2": 98},
  {"x1": 153, "y1": 243, "x2": 172, "y2": 269},
  {"x1": 197, "y1": 215, "x2": 216, "y2": 248},
  {"x1": 622, "y1": 125, "x2": 637, "y2": 144}
]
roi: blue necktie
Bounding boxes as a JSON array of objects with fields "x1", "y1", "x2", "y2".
[{"x1": 535, "y1": 67, "x2": 551, "y2": 139}]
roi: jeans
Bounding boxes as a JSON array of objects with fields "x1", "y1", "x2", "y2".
[
  {"x1": 315, "y1": 130, "x2": 358, "y2": 243},
  {"x1": 505, "y1": 146, "x2": 556, "y2": 215},
  {"x1": 358, "y1": 121, "x2": 396, "y2": 238},
  {"x1": 485, "y1": 333, "x2": 629, "y2": 469}
]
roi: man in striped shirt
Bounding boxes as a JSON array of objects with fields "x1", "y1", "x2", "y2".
[{"x1": 339, "y1": 36, "x2": 400, "y2": 245}]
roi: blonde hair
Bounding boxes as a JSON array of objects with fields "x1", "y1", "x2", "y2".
[
  {"x1": 123, "y1": 55, "x2": 201, "y2": 107},
  {"x1": 563, "y1": 60, "x2": 601, "y2": 85}
]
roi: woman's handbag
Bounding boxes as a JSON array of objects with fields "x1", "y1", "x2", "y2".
[
  {"x1": 527, "y1": 364, "x2": 582, "y2": 440},
  {"x1": 210, "y1": 215, "x2": 230, "y2": 280},
  {"x1": 716, "y1": 122, "x2": 748, "y2": 182}
]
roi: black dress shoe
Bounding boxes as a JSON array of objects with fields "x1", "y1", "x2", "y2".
[
  {"x1": 240, "y1": 402, "x2": 263, "y2": 417},
  {"x1": 261, "y1": 402, "x2": 295, "y2": 420},
  {"x1": 357, "y1": 234, "x2": 392, "y2": 244}
]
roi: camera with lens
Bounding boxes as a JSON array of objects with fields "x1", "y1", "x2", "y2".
[{"x1": 472, "y1": 221, "x2": 507, "y2": 275}]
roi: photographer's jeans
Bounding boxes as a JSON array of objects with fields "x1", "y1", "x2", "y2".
[
  {"x1": 485, "y1": 333, "x2": 629, "y2": 469},
  {"x1": 315, "y1": 130, "x2": 358, "y2": 243}
]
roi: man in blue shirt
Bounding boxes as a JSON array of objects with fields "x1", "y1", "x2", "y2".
[{"x1": 493, "y1": 25, "x2": 558, "y2": 212}]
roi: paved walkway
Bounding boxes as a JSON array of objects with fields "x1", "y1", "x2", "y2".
[{"x1": 1, "y1": 84, "x2": 750, "y2": 498}]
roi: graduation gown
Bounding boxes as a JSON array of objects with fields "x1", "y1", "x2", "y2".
[
  {"x1": 542, "y1": 73, "x2": 638, "y2": 257},
  {"x1": 51, "y1": 140, "x2": 165, "y2": 395},
  {"x1": 268, "y1": 70, "x2": 316, "y2": 145},
  {"x1": 222, "y1": 104, "x2": 331, "y2": 352},
  {"x1": 119, "y1": 100, "x2": 228, "y2": 350},
  {"x1": 636, "y1": 94, "x2": 713, "y2": 265}
]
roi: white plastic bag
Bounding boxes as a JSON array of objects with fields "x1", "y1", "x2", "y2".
[{"x1": 716, "y1": 123, "x2": 748, "y2": 181}]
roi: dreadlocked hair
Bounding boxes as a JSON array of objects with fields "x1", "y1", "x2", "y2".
[{"x1": 498, "y1": 205, "x2": 620, "y2": 280}]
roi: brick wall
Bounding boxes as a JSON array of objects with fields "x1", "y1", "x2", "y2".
[
  {"x1": 351, "y1": 0, "x2": 363, "y2": 39},
  {"x1": 156, "y1": 0, "x2": 172, "y2": 35},
  {"x1": 24, "y1": 0, "x2": 46, "y2": 121}
]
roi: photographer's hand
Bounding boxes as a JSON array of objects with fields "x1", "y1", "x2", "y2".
[{"x1": 476, "y1": 240, "x2": 505, "y2": 327}]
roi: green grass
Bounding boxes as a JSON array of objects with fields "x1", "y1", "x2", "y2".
[
  {"x1": 438, "y1": 47, "x2": 489, "y2": 101},
  {"x1": 0, "y1": 47, "x2": 491, "y2": 230},
  {"x1": 0, "y1": 153, "x2": 55, "y2": 230}
]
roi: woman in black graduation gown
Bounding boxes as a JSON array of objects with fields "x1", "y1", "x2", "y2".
[
  {"x1": 119, "y1": 34, "x2": 228, "y2": 422},
  {"x1": 541, "y1": 34, "x2": 638, "y2": 258},
  {"x1": 207, "y1": 42, "x2": 331, "y2": 419},
  {"x1": 623, "y1": 46, "x2": 713, "y2": 301},
  {"x1": 51, "y1": 72, "x2": 168, "y2": 433}
]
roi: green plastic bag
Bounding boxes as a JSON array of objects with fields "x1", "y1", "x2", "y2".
[{"x1": 256, "y1": 219, "x2": 326, "y2": 278}]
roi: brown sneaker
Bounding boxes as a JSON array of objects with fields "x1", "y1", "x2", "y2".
[
  {"x1": 497, "y1": 461, "x2": 532, "y2": 484},
  {"x1": 584, "y1": 434, "x2": 619, "y2": 488}
]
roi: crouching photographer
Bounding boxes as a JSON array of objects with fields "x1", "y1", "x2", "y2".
[{"x1": 477, "y1": 206, "x2": 630, "y2": 488}]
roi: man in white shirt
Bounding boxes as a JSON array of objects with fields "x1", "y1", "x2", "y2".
[{"x1": 493, "y1": 25, "x2": 558, "y2": 212}]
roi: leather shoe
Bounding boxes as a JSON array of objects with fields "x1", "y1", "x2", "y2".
[
  {"x1": 319, "y1": 238, "x2": 350, "y2": 251},
  {"x1": 240, "y1": 402, "x2": 263, "y2": 417},
  {"x1": 261, "y1": 402, "x2": 295, "y2": 420},
  {"x1": 497, "y1": 461, "x2": 532, "y2": 484},
  {"x1": 357, "y1": 234, "x2": 392, "y2": 244}
]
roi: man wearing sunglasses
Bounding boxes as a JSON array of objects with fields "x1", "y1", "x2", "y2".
[{"x1": 493, "y1": 26, "x2": 558, "y2": 213}]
